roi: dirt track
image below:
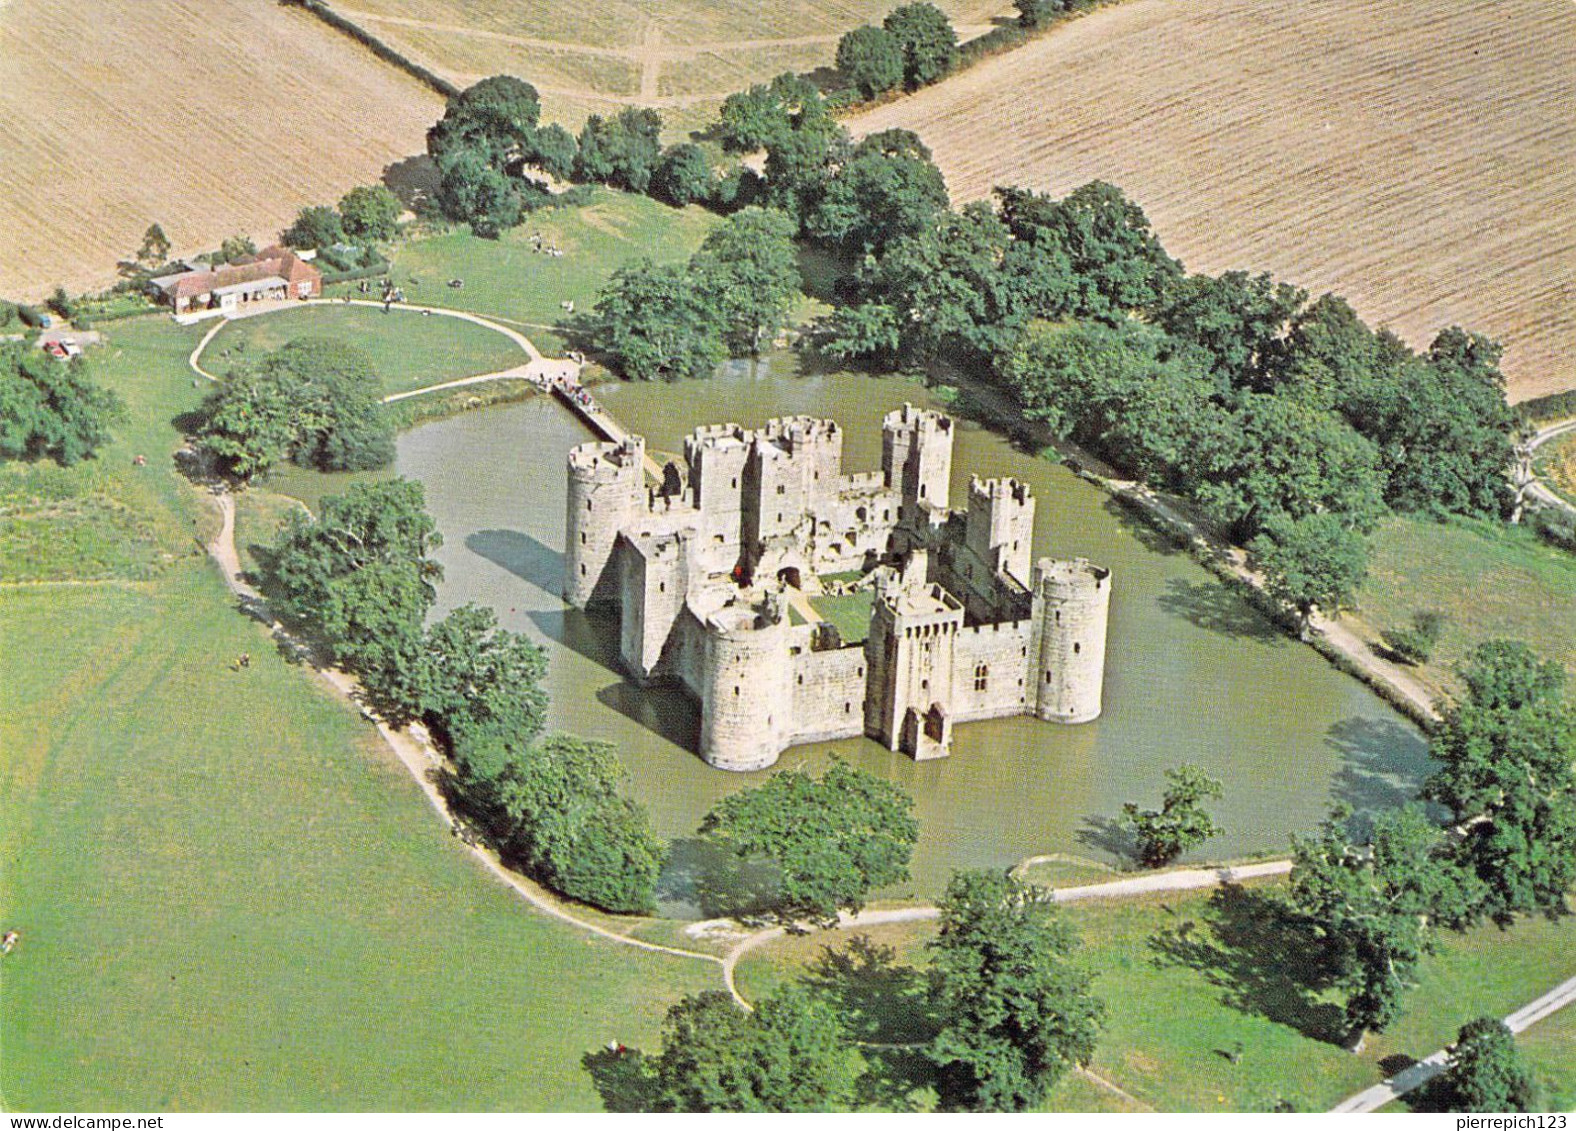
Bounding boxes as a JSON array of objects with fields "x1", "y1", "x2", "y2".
[{"x1": 849, "y1": 0, "x2": 1576, "y2": 402}]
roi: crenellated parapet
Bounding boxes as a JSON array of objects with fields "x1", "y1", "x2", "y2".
[{"x1": 560, "y1": 410, "x2": 1114, "y2": 772}]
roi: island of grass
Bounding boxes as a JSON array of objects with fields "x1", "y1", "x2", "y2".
[{"x1": 202, "y1": 303, "x2": 528, "y2": 398}]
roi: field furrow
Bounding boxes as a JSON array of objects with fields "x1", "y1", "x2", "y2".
[
  {"x1": 848, "y1": 0, "x2": 1576, "y2": 400},
  {"x1": 0, "y1": 0, "x2": 444, "y2": 301}
]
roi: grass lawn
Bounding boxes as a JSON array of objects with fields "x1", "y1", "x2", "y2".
[
  {"x1": 203, "y1": 304, "x2": 528, "y2": 396},
  {"x1": 808, "y1": 590, "x2": 875, "y2": 644},
  {"x1": 358, "y1": 190, "x2": 723, "y2": 352},
  {"x1": 0, "y1": 317, "x2": 209, "y2": 582},
  {"x1": 0, "y1": 314, "x2": 716, "y2": 1110},
  {"x1": 1351, "y1": 513, "x2": 1576, "y2": 693},
  {"x1": 1518, "y1": 998, "x2": 1576, "y2": 1110},
  {"x1": 733, "y1": 880, "x2": 1576, "y2": 1112}
]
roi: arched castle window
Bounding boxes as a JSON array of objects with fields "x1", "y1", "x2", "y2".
[
  {"x1": 856, "y1": 506, "x2": 867, "y2": 522},
  {"x1": 777, "y1": 485, "x2": 786, "y2": 495},
  {"x1": 734, "y1": 686, "x2": 740, "y2": 696},
  {"x1": 974, "y1": 664, "x2": 988, "y2": 692},
  {"x1": 1074, "y1": 642, "x2": 1081, "y2": 654},
  {"x1": 587, "y1": 499, "x2": 593, "y2": 511},
  {"x1": 580, "y1": 532, "x2": 587, "y2": 544}
]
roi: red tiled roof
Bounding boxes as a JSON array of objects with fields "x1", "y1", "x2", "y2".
[{"x1": 169, "y1": 247, "x2": 320, "y2": 300}]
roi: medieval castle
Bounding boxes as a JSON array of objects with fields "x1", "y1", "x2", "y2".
[{"x1": 563, "y1": 405, "x2": 1112, "y2": 771}]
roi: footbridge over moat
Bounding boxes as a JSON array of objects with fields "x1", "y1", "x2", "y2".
[{"x1": 550, "y1": 380, "x2": 663, "y2": 479}]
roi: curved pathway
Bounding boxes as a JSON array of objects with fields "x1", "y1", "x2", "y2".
[
  {"x1": 202, "y1": 489, "x2": 717, "y2": 970},
  {"x1": 1525, "y1": 417, "x2": 1576, "y2": 517},
  {"x1": 187, "y1": 298, "x2": 582, "y2": 402},
  {"x1": 201, "y1": 495, "x2": 1576, "y2": 1105},
  {"x1": 195, "y1": 500, "x2": 1309, "y2": 1010}
]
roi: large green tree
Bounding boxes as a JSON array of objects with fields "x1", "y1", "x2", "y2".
[
  {"x1": 0, "y1": 343, "x2": 123, "y2": 466},
  {"x1": 1187, "y1": 389, "x2": 1386, "y2": 540},
  {"x1": 1422, "y1": 640, "x2": 1576, "y2": 921},
  {"x1": 267, "y1": 478, "x2": 442, "y2": 629},
  {"x1": 592, "y1": 260, "x2": 725, "y2": 381},
  {"x1": 836, "y1": 25, "x2": 904, "y2": 98},
  {"x1": 197, "y1": 337, "x2": 393, "y2": 479},
  {"x1": 427, "y1": 75, "x2": 543, "y2": 167},
  {"x1": 883, "y1": 2, "x2": 959, "y2": 88},
  {"x1": 650, "y1": 987, "x2": 860, "y2": 1111},
  {"x1": 806, "y1": 128, "x2": 949, "y2": 255},
  {"x1": 1121, "y1": 763, "x2": 1224, "y2": 867},
  {"x1": 435, "y1": 144, "x2": 524, "y2": 239},
  {"x1": 265, "y1": 479, "x2": 442, "y2": 697},
  {"x1": 997, "y1": 182, "x2": 1182, "y2": 319},
  {"x1": 338, "y1": 184, "x2": 402, "y2": 242},
  {"x1": 927, "y1": 870, "x2": 1104, "y2": 1111},
  {"x1": 489, "y1": 734, "x2": 665, "y2": 914},
  {"x1": 1152, "y1": 269, "x2": 1307, "y2": 388},
  {"x1": 1443, "y1": 1018, "x2": 1540, "y2": 1112},
  {"x1": 651, "y1": 143, "x2": 714, "y2": 207},
  {"x1": 418, "y1": 603, "x2": 548, "y2": 745},
  {"x1": 281, "y1": 205, "x2": 344, "y2": 251},
  {"x1": 716, "y1": 73, "x2": 829, "y2": 154},
  {"x1": 690, "y1": 207, "x2": 801, "y2": 354},
  {"x1": 575, "y1": 108, "x2": 664, "y2": 194},
  {"x1": 1249, "y1": 512, "x2": 1370, "y2": 639},
  {"x1": 698, "y1": 759, "x2": 919, "y2": 923},
  {"x1": 1288, "y1": 804, "x2": 1477, "y2": 1047}
]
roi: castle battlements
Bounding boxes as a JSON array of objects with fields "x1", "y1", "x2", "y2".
[{"x1": 563, "y1": 408, "x2": 1112, "y2": 770}]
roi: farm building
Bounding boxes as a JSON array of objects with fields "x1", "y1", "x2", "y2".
[{"x1": 148, "y1": 246, "x2": 321, "y2": 316}]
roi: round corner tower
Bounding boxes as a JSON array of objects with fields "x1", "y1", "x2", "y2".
[
  {"x1": 697, "y1": 605, "x2": 792, "y2": 771},
  {"x1": 564, "y1": 435, "x2": 646, "y2": 608},
  {"x1": 1031, "y1": 557, "x2": 1112, "y2": 724}
]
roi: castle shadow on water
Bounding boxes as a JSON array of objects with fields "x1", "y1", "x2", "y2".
[{"x1": 564, "y1": 404, "x2": 1112, "y2": 771}]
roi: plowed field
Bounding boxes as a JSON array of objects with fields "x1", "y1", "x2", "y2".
[
  {"x1": 849, "y1": 0, "x2": 1576, "y2": 401},
  {"x1": 328, "y1": 0, "x2": 1012, "y2": 136},
  {"x1": 0, "y1": 0, "x2": 444, "y2": 301}
]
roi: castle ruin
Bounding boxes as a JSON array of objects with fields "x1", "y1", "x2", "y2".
[{"x1": 563, "y1": 405, "x2": 1112, "y2": 771}]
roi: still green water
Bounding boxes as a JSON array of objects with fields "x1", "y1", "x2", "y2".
[{"x1": 393, "y1": 360, "x2": 1429, "y2": 907}]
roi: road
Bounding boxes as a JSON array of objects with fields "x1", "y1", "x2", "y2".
[
  {"x1": 1331, "y1": 971, "x2": 1576, "y2": 1113},
  {"x1": 1525, "y1": 417, "x2": 1576, "y2": 517}
]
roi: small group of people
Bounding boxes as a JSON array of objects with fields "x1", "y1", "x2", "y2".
[
  {"x1": 381, "y1": 288, "x2": 406, "y2": 312},
  {"x1": 2, "y1": 930, "x2": 20, "y2": 955},
  {"x1": 527, "y1": 233, "x2": 564, "y2": 258},
  {"x1": 230, "y1": 652, "x2": 251, "y2": 672},
  {"x1": 557, "y1": 376, "x2": 597, "y2": 413}
]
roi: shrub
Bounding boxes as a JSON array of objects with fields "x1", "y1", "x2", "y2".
[
  {"x1": 1382, "y1": 609, "x2": 1449, "y2": 665},
  {"x1": 1530, "y1": 506, "x2": 1576, "y2": 553}
]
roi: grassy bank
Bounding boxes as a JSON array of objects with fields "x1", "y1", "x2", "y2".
[
  {"x1": 733, "y1": 881, "x2": 1576, "y2": 1112},
  {"x1": 0, "y1": 310, "x2": 716, "y2": 1110},
  {"x1": 352, "y1": 191, "x2": 723, "y2": 354},
  {"x1": 1353, "y1": 513, "x2": 1576, "y2": 693}
]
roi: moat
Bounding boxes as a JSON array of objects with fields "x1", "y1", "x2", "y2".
[{"x1": 389, "y1": 357, "x2": 1431, "y2": 908}]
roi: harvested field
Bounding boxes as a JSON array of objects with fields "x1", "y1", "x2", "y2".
[
  {"x1": 328, "y1": 0, "x2": 1010, "y2": 129},
  {"x1": 848, "y1": 0, "x2": 1576, "y2": 402},
  {"x1": 0, "y1": 0, "x2": 444, "y2": 302}
]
